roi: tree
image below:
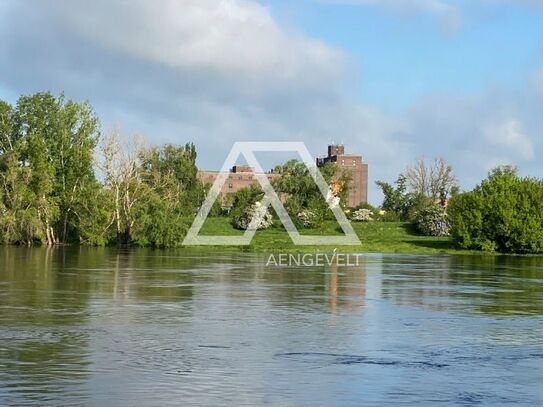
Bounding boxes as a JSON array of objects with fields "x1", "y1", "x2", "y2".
[
  {"x1": 448, "y1": 166, "x2": 543, "y2": 253},
  {"x1": 0, "y1": 151, "x2": 44, "y2": 244},
  {"x1": 375, "y1": 174, "x2": 425, "y2": 221},
  {"x1": 228, "y1": 184, "x2": 264, "y2": 226},
  {"x1": 99, "y1": 132, "x2": 203, "y2": 247},
  {"x1": 133, "y1": 142, "x2": 203, "y2": 247},
  {"x1": 1, "y1": 92, "x2": 204, "y2": 247},
  {"x1": 272, "y1": 159, "x2": 349, "y2": 225},
  {"x1": 0, "y1": 92, "x2": 100, "y2": 245},
  {"x1": 405, "y1": 157, "x2": 458, "y2": 202},
  {"x1": 99, "y1": 131, "x2": 147, "y2": 244}
]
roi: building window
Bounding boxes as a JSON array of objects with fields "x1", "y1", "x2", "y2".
[
  {"x1": 341, "y1": 159, "x2": 345, "y2": 165},
  {"x1": 238, "y1": 176, "x2": 243, "y2": 180},
  {"x1": 229, "y1": 183, "x2": 233, "y2": 189},
  {"x1": 353, "y1": 160, "x2": 356, "y2": 166}
]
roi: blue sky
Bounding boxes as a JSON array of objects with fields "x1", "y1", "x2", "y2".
[
  {"x1": 270, "y1": 0, "x2": 543, "y2": 110},
  {"x1": 1, "y1": 0, "x2": 543, "y2": 204}
]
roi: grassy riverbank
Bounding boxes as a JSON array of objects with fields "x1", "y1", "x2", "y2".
[{"x1": 198, "y1": 217, "x2": 472, "y2": 254}]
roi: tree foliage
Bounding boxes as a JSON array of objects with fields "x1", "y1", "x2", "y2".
[
  {"x1": 0, "y1": 93, "x2": 100, "y2": 245},
  {"x1": 227, "y1": 184, "x2": 265, "y2": 223},
  {"x1": 0, "y1": 93, "x2": 204, "y2": 248},
  {"x1": 99, "y1": 132, "x2": 204, "y2": 247},
  {"x1": 448, "y1": 166, "x2": 543, "y2": 253},
  {"x1": 377, "y1": 157, "x2": 457, "y2": 222},
  {"x1": 375, "y1": 175, "x2": 431, "y2": 221},
  {"x1": 272, "y1": 159, "x2": 348, "y2": 227}
]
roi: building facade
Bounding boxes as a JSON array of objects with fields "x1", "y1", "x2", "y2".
[
  {"x1": 197, "y1": 165, "x2": 280, "y2": 197},
  {"x1": 316, "y1": 145, "x2": 368, "y2": 208},
  {"x1": 197, "y1": 144, "x2": 368, "y2": 208}
]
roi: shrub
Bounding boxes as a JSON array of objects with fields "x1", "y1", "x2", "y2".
[
  {"x1": 228, "y1": 185, "x2": 264, "y2": 220},
  {"x1": 413, "y1": 204, "x2": 449, "y2": 236},
  {"x1": 375, "y1": 209, "x2": 400, "y2": 222},
  {"x1": 297, "y1": 209, "x2": 315, "y2": 228},
  {"x1": 352, "y1": 202, "x2": 375, "y2": 211},
  {"x1": 232, "y1": 202, "x2": 274, "y2": 230},
  {"x1": 405, "y1": 194, "x2": 434, "y2": 222},
  {"x1": 447, "y1": 167, "x2": 543, "y2": 254},
  {"x1": 351, "y1": 208, "x2": 373, "y2": 222}
]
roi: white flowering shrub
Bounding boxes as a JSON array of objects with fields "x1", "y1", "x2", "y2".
[
  {"x1": 232, "y1": 202, "x2": 274, "y2": 230},
  {"x1": 297, "y1": 210, "x2": 315, "y2": 228},
  {"x1": 351, "y1": 208, "x2": 374, "y2": 222},
  {"x1": 413, "y1": 204, "x2": 450, "y2": 236},
  {"x1": 325, "y1": 190, "x2": 340, "y2": 209}
]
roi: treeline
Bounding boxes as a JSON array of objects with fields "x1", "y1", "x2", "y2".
[
  {"x1": 2, "y1": 92, "x2": 542, "y2": 254},
  {"x1": 0, "y1": 92, "x2": 205, "y2": 247},
  {"x1": 375, "y1": 158, "x2": 543, "y2": 254}
]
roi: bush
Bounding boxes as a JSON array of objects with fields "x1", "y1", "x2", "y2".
[
  {"x1": 352, "y1": 202, "x2": 375, "y2": 211},
  {"x1": 447, "y1": 167, "x2": 543, "y2": 253},
  {"x1": 413, "y1": 204, "x2": 449, "y2": 236},
  {"x1": 232, "y1": 202, "x2": 274, "y2": 230},
  {"x1": 228, "y1": 185, "x2": 264, "y2": 220},
  {"x1": 297, "y1": 209, "x2": 315, "y2": 228},
  {"x1": 351, "y1": 208, "x2": 373, "y2": 222},
  {"x1": 405, "y1": 194, "x2": 434, "y2": 222},
  {"x1": 375, "y1": 210, "x2": 400, "y2": 222}
]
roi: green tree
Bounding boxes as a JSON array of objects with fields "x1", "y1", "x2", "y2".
[
  {"x1": 448, "y1": 166, "x2": 543, "y2": 253},
  {"x1": 272, "y1": 160, "x2": 349, "y2": 224},
  {"x1": 376, "y1": 173, "x2": 435, "y2": 222},
  {"x1": 0, "y1": 93, "x2": 100, "y2": 245},
  {"x1": 100, "y1": 133, "x2": 204, "y2": 247},
  {"x1": 134, "y1": 143, "x2": 204, "y2": 247},
  {"x1": 228, "y1": 184, "x2": 264, "y2": 226}
]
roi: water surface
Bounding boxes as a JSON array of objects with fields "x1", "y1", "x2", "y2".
[{"x1": 1, "y1": 247, "x2": 542, "y2": 406}]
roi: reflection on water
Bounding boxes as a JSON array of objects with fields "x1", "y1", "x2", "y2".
[{"x1": 0, "y1": 247, "x2": 542, "y2": 406}]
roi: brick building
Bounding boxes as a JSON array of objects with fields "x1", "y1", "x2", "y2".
[
  {"x1": 197, "y1": 144, "x2": 368, "y2": 208},
  {"x1": 197, "y1": 165, "x2": 280, "y2": 197},
  {"x1": 316, "y1": 145, "x2": 368, "y2": 208}
]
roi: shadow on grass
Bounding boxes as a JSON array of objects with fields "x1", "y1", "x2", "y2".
[
  {"x1": 400, "y1": 222, "x2": 419, "y2": 236},
  {"x1": 399, "y1": 222, "x2": 456, "y2": 251}
]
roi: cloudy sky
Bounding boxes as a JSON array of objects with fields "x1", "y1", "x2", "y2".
[{"x1": 1, "y1": 0, "x2": 542, "y2": 203}]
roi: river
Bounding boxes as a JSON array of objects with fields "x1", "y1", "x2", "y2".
[{"x1": 1, "y1": 247, "x2": 542, "y2": 406}]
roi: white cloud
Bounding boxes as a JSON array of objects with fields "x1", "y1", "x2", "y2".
[
  {"x1": 482, "y1": 119, "x2": 535, "y2": 161},
  {"x1": 49, "y1": 0, "x2": 345, "y2": 96},
  {"x1": 1, "y1": 0, "x2": 542, "y2": 204}
]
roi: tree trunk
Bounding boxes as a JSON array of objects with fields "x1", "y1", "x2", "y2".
[
  {"x1": 62, "y1": 213, "x2": 68, "y2": 243},
  {"x1": 45, "y1": 222, "x2": 52, "y2": 246}
]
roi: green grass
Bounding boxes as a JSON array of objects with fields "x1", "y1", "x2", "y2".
[{"x1": 197, "y1": 217, "x2": 473, "y2": 254}]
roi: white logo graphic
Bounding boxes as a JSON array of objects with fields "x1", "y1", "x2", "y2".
[{"x1": 183, "y1": 142, "x2": 361, "y2": 246}]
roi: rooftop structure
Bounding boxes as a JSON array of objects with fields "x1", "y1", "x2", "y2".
[{"x1": 316, "y1": 144, "x2": 368, "y2": 207}]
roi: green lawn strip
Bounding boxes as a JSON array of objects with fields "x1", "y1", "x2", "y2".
[{"x1": 192, "y1": 217, "x2": 473, "y2": 254}]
